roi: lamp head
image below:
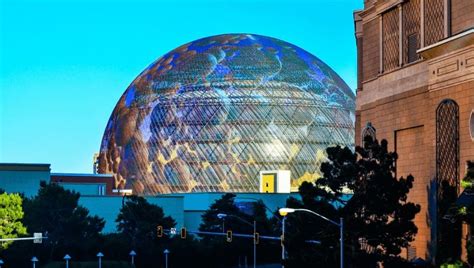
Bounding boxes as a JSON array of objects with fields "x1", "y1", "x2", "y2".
[
  {"x1": 279, "y1": 208, "x2": 295, "y2": 216},
  {"x1": 217, "y1": 213, "x2": 228, "y2": 219}
]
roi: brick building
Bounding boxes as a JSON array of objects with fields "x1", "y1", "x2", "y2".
[{"x1": 354, "y1": 0, "x2": 474, "y2": 263}]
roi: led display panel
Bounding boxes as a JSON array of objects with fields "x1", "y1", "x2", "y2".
[{"x1": 98, "y1": 34, "x2": 355, "y2": 195}]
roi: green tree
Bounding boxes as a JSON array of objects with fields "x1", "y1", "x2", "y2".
[
  {"x1": 115, "y1": 195, "x2": 176, "y2": 267},
  {"x1": 199, "y1": 193, "x2": 280, "y2": 267},
  {"x1": 116, "y1": 195, "x2": 175, "y2": 246},
  {"x1": 452, "y1": 161, "x2": 474, "y2": 265},
  {"x1": 282, "y1": 138, "x2": 420, "y2": 268},
  {"x1": 22, "y1": 182, "x2": 105, "y2": 262},
  {"x1": 0, "y1": 192, "x2": 27, "y2": 250}
]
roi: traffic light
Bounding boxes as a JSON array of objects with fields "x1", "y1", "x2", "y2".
[
  {"x1": 157, "y1": 225, "x2": 163, "y2": 238},
  {"x1": 180, "y1": 227, "x2": 186, "y2": 239},
  {"x1": 226, "y1": 230, "x2": 232, "y2": 242},
  {"x1": 254, "y1": 232, "x2": 259, "y2": 245}
]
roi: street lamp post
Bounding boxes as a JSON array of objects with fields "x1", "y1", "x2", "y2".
[
  {"x1": 279, "y1": 208, "x2": 344, "y2": 268},
  {"x1": 221, "y1": 217, "x2": 225, "y2": 233},
  {"x1": 63, "y1": 254, "x2": 71, "y2": 268},
  {"x1": 163, "y1": 249, "x2": 170, "y2": 268},
  {"x1": 31, "y1": 257, "x2": 38, "y2": 268},
  {"x1": 281, "y1": 216, "x2": 286, "y2": 267},
  {"x1": 96, "y1": 252, "x2": 104, "y2": 268},
  {"x1": 217, "y1": 213, "x2": 257, "y2": 268},
  {"x1": 253, "y1": 220, "x2": 256, "y2": 268},
  {"x1": 129, "y1": 250, "x2": 136, "y2": 266},
  {"x1": 234, "y1": 197, "x2": 282, "y2": 223}
]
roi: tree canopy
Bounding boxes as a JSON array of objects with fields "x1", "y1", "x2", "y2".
[
  {"x1": 199, "y1": 193, "x2": 280, "y2": 267},
  {"x1": 0, "y1": 192, "x2": 27, "y2": 250},
  {"x1": 115, "y1": 195, "x2": 176, "y2": 267},
  {"x1": 116, "y1": 195, "x2": 175, "y2": 247},
  {"x1": 22, "y1": 182, "x2": 105, "y2": 261},
  {"x1": 282, "y1": 138, "x2": 420, "y2": 267},
  {"x1": 451, "y1": 161, "x2": 474, "y2": 265}
]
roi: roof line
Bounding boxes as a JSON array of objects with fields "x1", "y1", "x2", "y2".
[{"x1": 51, "y1": 173, "x2": 113, "y2": 177}]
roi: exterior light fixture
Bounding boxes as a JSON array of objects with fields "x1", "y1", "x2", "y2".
[{"x1": 278, "y1": 208, "x2": 295, "y2": 216}]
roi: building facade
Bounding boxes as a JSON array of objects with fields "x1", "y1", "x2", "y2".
[
  {"x1": 0, "y1": 163, "x2": 296, "y2": 233},
  {"x1": 354, "y1": 0, "x2": 474, "y2": 262},
  {"x1": 0, "y1": 163, "x2": 51, "y2": 197},
  {"x1": 51, "y1": 173, "x2": 115, "y2": 196}
]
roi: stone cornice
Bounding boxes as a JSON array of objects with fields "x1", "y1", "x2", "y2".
[{"x1": 418, "y1": 28, "x2": 474, "y2": 60}]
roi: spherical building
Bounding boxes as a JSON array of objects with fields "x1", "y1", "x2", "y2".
[{"x1": 98, "y1": 34, "x2": 355, "y2": 195}]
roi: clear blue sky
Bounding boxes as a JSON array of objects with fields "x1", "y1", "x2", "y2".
[{"x1": 0, "y1": 0, "x2": 363, "y2": 173}]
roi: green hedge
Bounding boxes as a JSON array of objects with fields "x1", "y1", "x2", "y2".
[{"x1": 439, "y1": 261, "x2": 464, "y2": 268}]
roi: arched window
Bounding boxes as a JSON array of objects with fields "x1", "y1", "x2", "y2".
[
  {"x1": 361, "y1": 122, "x2": 377, "y2": 144},
  {"x1": 470, "y1": 110, "x2": 474, "y2": 141},
  {"x1": 436, "y1": 99, "x2": 461, "y2": 262},
  {"x1": 436, "y1": 99, "x2": 460, "y2": 192}
]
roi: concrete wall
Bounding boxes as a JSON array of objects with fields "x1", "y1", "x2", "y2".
[
  {"x1": 79, "y1": 193, "x2": 296, "y2": 234},
  {"x1": 79, "y1": 196, "x2": 185, "y2": 233},
  {"x1": 167, "y1": 192, "x2": 298, "y2": 233},
  {"x1": 0, "y1": 164, "x2": 50, "y2": 197},
  {"x1": 61, "y1": 183, "x2": 106, "y2": 196},
  {"x1": 173, "y1": 192, "x2": 296, "y2": 213}
]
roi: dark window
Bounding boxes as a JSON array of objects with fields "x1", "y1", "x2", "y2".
[
  {"x1": 436, "y1": 99, "x2": 461, "y2": 261},
  {"x1": 361, "y1": 122, "x2": 377, "y2": 145},
  {"x1": 403, "y1": 0, "x2": 421, "y2": 64},
  {"x1": 407, "y1": 34, "x2": 419, "y2": 63},
  {"x1": 407, "y1": 246, "x2": 417, "y2": 261},
  {"x1": 470, "y1": 110, "x2": 474, "y2": 141},
  {"x1": 436, "y1": 99, "x2": 459, "y2": 192}
]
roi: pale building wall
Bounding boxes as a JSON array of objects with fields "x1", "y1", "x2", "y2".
[{"x1": 355, "y1": 0, "x2": 474, "y2": 262}]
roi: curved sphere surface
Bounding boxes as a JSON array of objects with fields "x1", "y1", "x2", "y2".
[{"x1": 99, "y1": 34, "x2": 355, "y2": 195}]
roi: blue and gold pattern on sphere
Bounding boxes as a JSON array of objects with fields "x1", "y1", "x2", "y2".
[{"x1": 98, "y1": 34, "x2": 355, "y2": 195}]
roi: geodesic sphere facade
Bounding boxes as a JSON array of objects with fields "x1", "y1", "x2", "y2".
[{"x1": 98, "y1": 34, "x2": 355, "y2": 195}]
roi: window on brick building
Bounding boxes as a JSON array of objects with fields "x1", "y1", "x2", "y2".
[
  {"x1": 407, "y1": 34, "x2": 419, "y2": 63},
  {"x1": 98, "y1": 185, "x2": 106, "y2": 196},
  {"x1": 436, "y1": 99, "x2": 459, "y2": 191},
  {"x1": 403, "y1": 0, "x2": 421, "y2": 64},
  {"x1": 407, "y1": 246, "x2": 417, "y2": 260},
  {"x1": 470, "y1": 110, "x2": 474, "y2": 141},
  {"x1": 424, "y1": 0, "x2": 445, "y2": 46},
  {"x1": 382, "y1": 8, "x2": 400, "y2": 72},
  {"x1": 362, "y1": 122, "x2": 377, "y2": 145},
  {"x1": 436, "y1": 98, "x2": 461, "y2": 262}
]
